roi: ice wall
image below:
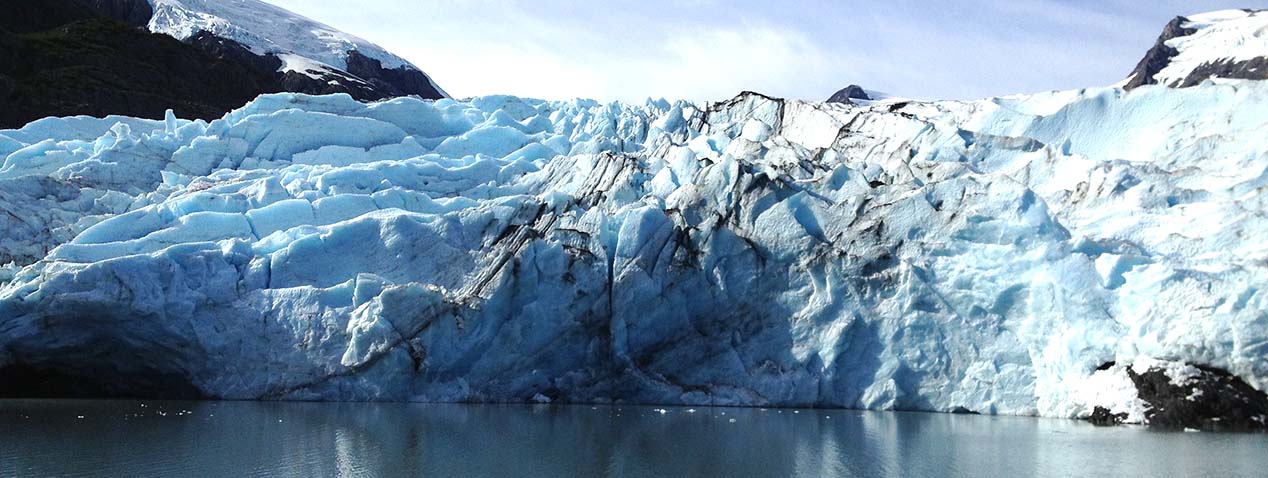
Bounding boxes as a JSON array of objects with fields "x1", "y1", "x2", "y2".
[{"x1": 1, "y1": 82, "x2": 1265, "y2": 418}]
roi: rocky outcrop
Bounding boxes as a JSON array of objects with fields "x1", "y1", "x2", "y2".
[
  {"x1": 826, "y1": 85, "x2": 871, "y2": 104},
  {"x1": 185, "y1": 32, "x2": 437, "y2": 101},
  {"x1": 186, "y1": 30, "x2": 283, "y2": 77},
  {"x1": 279, "y1": 68, "x2": 382, "y2": 101},
  {"x1": 84, "y1": 0, "x2": 153, "y2": 27},
  {"x1": 1173, "y1": 56, "x2": 1268, "y2": 88},
  {"x1": 1087, "y1": 361, "x2": 1268, "y2": 431},
  {"x1": 1123, "y1": 17, "x2": 1196, "y2": 90},
  {"x1": 1129, "y1": 364, "x2": 1268, "y2": 431},
  {"x1": 346, "y1": 50, "x2": 446, "y2": 100}
]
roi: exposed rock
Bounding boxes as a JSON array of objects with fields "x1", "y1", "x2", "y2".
[
  {"x1": 1084, "y1": 360, "x2": 1268, "y2": 431},
  {"x1": 1175, "y1": 56, "x2": 1268, "y2": 87},
  {"x1": 84, "y1": 0, "x2": 153, "y2": 27},
  {"x1": 827, "y1": 84, "x2": 871, "y2": 104},
  {"x1": 1124, "y1": 16, "x2": 1196, "y2": 90},
  {"x1": 186, "y1": 30, "x2": 284, "y2": 78},
  {"x1": 184, "y1": 32, "x2": 428, "y2": 102},
  {"x1": 279, "y1": 69, "x2": 381, "y2": 102},
  {"x1": 1129, "y1": 364, "x2": 1268, "y2": 431},
  {"x1": 346, "y1": 50, "x2": 446, "y2": 100},
  {"x1": 1088, "y1": 407, "x2": 1128, "y2": 426}
]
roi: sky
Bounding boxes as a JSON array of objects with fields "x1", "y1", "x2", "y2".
[{"x1": 262, "y1": 0, "x2": 1268, "y2": 102}]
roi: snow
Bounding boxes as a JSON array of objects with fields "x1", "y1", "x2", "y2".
[
  {"x1": 1069, "y1": 365, "x2": 1150, "y2": 424},
  {"x1": 0, "y1": 73, "x2": 1267, "y2": 415},
  {"x1": 276, "y1": 54, "x2": 337, "y2": 79},
  {"x1": 1148, "y1": 9, "x2": 1268, "y2": 86},
  {"x1": 1129, "y1": 356, "x2": 1202, "y2": 387}
]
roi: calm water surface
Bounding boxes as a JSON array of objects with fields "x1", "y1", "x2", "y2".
[{"x1": 1, "y1": 400, "x2": 1265, "y2": 477}]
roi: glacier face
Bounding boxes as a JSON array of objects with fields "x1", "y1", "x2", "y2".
[{"x1": 1, "y1": 81, "x2": 1267, "y2": 418}]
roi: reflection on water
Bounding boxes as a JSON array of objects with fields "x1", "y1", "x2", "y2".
[{"x1": 1, "y1": 400, "x2": 1265, "y2": 478}]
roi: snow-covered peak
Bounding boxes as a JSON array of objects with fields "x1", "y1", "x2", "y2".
[
  {"x1": 147, "y1": 0, "x2": 412, "y2": 72},
  {"x1": 1125, "y1": 9, "x2": 1268, "y2": 89}
]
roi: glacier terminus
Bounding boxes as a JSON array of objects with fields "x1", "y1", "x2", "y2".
[{"x1": 2, "y1": 8, "x2": 1268, "y2": 431}]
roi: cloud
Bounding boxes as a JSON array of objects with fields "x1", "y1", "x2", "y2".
[
  {"x1": 622, "y1": 25, "x2": 843, "y2": 102},
  {"x1": 262, "y1": 0, "x2": 1268, "y2": 101},
  {"x1": 392, "y1": 16, "x2": 841, "y2": 102}
]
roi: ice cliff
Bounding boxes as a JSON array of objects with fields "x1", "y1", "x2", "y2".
[{"x1": 2, "y1": 10, "x2": 1268, "y2": 424}]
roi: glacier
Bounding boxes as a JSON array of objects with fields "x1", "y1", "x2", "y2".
[{"x1": 0, "y1": 79, "x2": 1267, "y2": 420}]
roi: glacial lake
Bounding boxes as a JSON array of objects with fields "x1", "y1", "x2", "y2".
[{"x1": 1, "y1": 400, "x2": 1265, "y2": 478}]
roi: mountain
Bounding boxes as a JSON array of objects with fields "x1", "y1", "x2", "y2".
[
  {"x1": 1, "y1": 11, "x2": 1267, "y2": 429},
  {"x1": 827, "y1": 85, "x2": 872, "y2": 104},
  {"x1": 0, "y1": 0, "x2": 446, "y2": 128},
  {"x1": 0, "y1": 0, "x2": 280, "y2": 128},
  {"x1": 144, "y1": 0, "x2": 447, "y2": 100},
  {"x1": 1124, "y1": 9, "x2": 1268, "y2": 89}
]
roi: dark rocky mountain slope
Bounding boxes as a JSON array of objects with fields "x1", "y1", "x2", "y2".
[
  {"x1": 0, "y1": 0, "x2": 279, "y2": 128},
  {"x1": 0, "y1": 0, "x2": 446, "y2": 128}
]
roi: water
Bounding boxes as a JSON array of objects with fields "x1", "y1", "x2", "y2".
[{"x1": 1, "y1": 400, "x2": 1265, "y2": 478}]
